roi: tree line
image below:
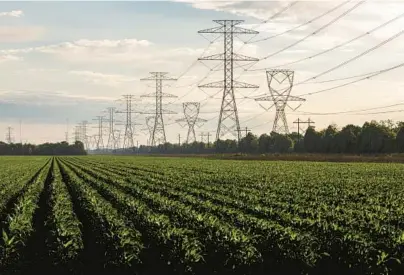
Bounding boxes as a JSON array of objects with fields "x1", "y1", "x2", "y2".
[
  {"x1": 131, "y1": 120, "x2": 404, "y2": 155},
  {"x1": 0, "y1": 141, "x2": 87, "y2": 155}
]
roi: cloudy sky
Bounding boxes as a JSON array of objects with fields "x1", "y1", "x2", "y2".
[{"x1": 0, "y1": 0, "x2": 403, "y2": 145}]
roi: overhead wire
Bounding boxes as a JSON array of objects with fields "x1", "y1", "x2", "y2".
[
  {"x1": 247, "y1": 0, "x2": 352, "y2": 44},
  {"x1": 244, "y1": 1, "x2": 299, "y2": 43},
  {"x1": 296, "y1": 60, "x2": 404, "y2": 97},
  {"x1": 256, "y1": 12, "x2": 404, "y2": 70},
  {"x1": 298, "y1": 28, "x2": 404, "y2": 84},
  {"x1": 247, "y1": 0, "x2": 366, "y2": 71},
  {"x1": 294, "y1": 101, "x2": 404, "y2": 116}
]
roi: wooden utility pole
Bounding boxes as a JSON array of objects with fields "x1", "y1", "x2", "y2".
[{"x1": 293, "y1": 118, "x2": 315, "y2": 142}]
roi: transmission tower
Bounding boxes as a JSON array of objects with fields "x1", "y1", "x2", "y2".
[
  {"x1": 73, "y1": 126, "x2": 80, "y2": 143},
  {"x1": 79, "y1": 120, "x2": 90, "y2": 150},
  {"x1": 115, "y1": 130, "x2": 122, "y2": 149},
  {"x1": 198, "y1": 20, "x2": 259, "y2": 142},
  {"x1": 92, "y1": 116, "x2": 105, "y2": 150},
  {"x1": 255, "y1": 70, "x2": 305, "y2": 135},
  {"x1": 117, "y1": 95, "x2": 139, "y2": 150},
  {"x1": 141, "y1": 72, "x2": 177, "y2": 146},
  {"x1": 65, "y1": 118, "x2": 69, "y2": 144},
  {"x1": 104, "y1": 107, "x2": 118, "y2": 150},
  {"x1": 176, "y1": 102, "x2": 207, "y2": 144},
  {"x1": 142, "y1": 116, "x2": 155, "y2": 146},
  {"x1": 5, "y1": 127, "x2": 14, "y2": 144}
]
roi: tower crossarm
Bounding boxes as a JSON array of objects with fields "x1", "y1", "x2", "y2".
[
  {"x1": 199, "y1": 80, "x2": 259, "y2": 89},
  {"x1": 199, "y1": 20, "x2": 259, "y2": 34},
  {"x1": 199, "y1": 53, "x2": 259, "y2": 62},
  {"x1": 255, "y1": 95, "x2": 306, "y2": 102}
]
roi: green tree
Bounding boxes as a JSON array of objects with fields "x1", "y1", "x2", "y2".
[
  {"x1": 336, "y1": 124, "x2": 361, "y2": 154},
  {"x1": 303, "y1": 127, "x2": 322, "y2": 153},
  {"x1": 396, "y1": 123, "x2": 404, "y2": 153},
  {"x1": 323, "y1": 124, "x2": 339, "y2": 153},
  {"x1": 239, "y1": 133, "x2": 258, "y2": 153},
  {"x1": 358, "y1": 121, "x2": 395, "y2": 153},
  {"x1": 258, "y1": 134, "x2": 271, "y2": 153},
  {"x1": 271, "y1": 132, "x2": 293, "y2": 153}
]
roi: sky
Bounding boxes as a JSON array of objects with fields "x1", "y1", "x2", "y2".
[{"x1": 0, "y1": 0, "x2": 403, "y2": 145}]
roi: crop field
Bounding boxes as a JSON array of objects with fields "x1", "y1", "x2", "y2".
[{"x1": 0, "y1": 156, "x2": 403, "y2": 274}]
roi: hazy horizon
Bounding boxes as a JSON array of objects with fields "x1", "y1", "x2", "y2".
[{"x1": 0, "y1": 0, "x2": 403, "y2": 145}]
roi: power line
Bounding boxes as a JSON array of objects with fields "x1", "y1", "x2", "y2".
[
  {"x1": 256, "y1": 12, "x2": 404, "y2": 70},
  {"x1": 173, "y1": 35, "x2": 223, "y2": 85},
  {"x1": 299, "y1": 28, "x2": 404, "y2": 84},
  {"x1": 296, "y1": 60, "x2": 404, "y2": 97},
  {"x1": 247, "y1": 0, "x2": 352, "y2": 44},
  {"x1": 244, "y1": 1, "x2": 299, "y2": 43},
  {"x1": 295, "y1": 101, "x2": 404, "y2": 116},
  {"x1": 247, "y1": 0, "x2": 366, "y2": 71}
]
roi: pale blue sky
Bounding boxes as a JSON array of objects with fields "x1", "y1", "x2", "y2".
[{"x1": 0, "y1": 1, "x2": 403, "y2": 144}]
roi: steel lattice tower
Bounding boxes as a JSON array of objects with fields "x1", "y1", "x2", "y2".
[
  {"x1": 198, "y1": 20, "x2": 259, "y2": 142},
  {"x1": 142, "y1": 116, "x2": 155, "y2": 146},
  {"x1": 105, "y1": 107, "x2": 118, "y2": 150},
  {"x1": 176, "y1": 102, "x2": 207, "y2": 144},
  {"x1": 79, "y1": 121, "x2": 90, "y2": 150},
  {"x1": 73, "y1": 126, "x2": 80, "y2": 143},
  {"x1": 255, "y1": 70, "x2": 305, "y2": 134},
  {"x1": 92, "y1": 116, "x2": 105, "y2": 150},
  {"x1": 5, "y1": 127, "x2": 13, "y2": 144},
  {"x1": 115, "y1": 130, "x2": 122, "y2": 149},
  {"x1": 141, "y1": 72, "x2": 177, "y2": 146},
  {"x1": 117, "y1": 95, "x2": 138, "y2": 150}
]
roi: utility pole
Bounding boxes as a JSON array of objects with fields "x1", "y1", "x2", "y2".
[
  {"x1": 117, "y1": 95, "x2": 139, "y2": 151},
  {"x1": 206, "y1": 132, "x2": 212, "y2": 147},
  {"x1": 198, "y1": 20, "x2": 259, "y2": 142},
  {"x1": 235, "y1": 127, "x2": 251, "y2": 138},
  {"x1": 200, "y1": 132, "x2": 205, "y2": 143},
  {"x1": 176, "y1": 102, "x2": 207, "y2": 144},
  {"x1": 255, "y1": 70, "x2": 305, "y2": 135},
  {"x1": 307, "y1": 118, "x2": 315, "y2": 128},
  {"x1": 294, "y1": 118, "x2": 302, "y2": 141},
  {"x1": 178, "y1": 134, "x2": 181, "y2": 146},
  {"x1": 140, "y1": 72, "x2": 177, "y2": 146},
  {"x1": 92, "y1": 116, "x2": 105, "y2": 150},
  {"x1": 105, "y1": 107, "x2": 118, "y2": 150},
  {"x1": 5, "y1": 127, "x2": 14, "y2": 144},
  {"x1": 294, "y1": 118, "x2": 315, "y2": 142}
]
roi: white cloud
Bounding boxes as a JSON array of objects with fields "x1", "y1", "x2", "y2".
[
  {"x1": 34, "y1": 39, "x2": 153, "y2": 62},
  {"x1": 175, "y1": 1, "x2": 288, "y2": 21},
  {"x1": 1, "y1": 38, "x2": 209, "y2": 66},
  {"x1": 0, "y1": 10, "x2": 24, "y2": 18},
  {"x1": 69, "y1": 70, "x2": 137, "y2": 87},
  {"x1": 0, "y1": 54, "x2": 22, "y2": 63},
  {"x1": 0, "y1": 26, "x2": 45, "y2": 43}
]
